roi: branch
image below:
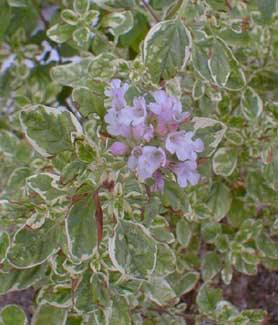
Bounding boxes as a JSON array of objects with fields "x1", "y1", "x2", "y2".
[
  {"x1": 93, "y1": 180, "x2": 115, "y2": 247},
  {"x1": 32, "y1": 0, "x2": 50, "y2": 29},
  {"x1": 141, "y1": 0, "x2": 160, "y2": 23},
  {"x1": 93, "y1": 187, "x2": 104, "y2": 247}
]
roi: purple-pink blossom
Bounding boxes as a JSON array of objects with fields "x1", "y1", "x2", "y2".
[
  {"x1": 127, "y1": 97, "x2": 147, "y2": 126},
  {"x1": 171, "y1": 160, "x2": 200, "y2": 188},
  {"x1": 104, "y1": 107, "x2": 130, "y2": 137},
  {"x1": 104, "y1": 79, "x2": 129, "y2": 110},
  {"x1": 166, "y1": 131, "x2": 204, "y2": 161},
  {"x1": 151, "y1": 171, "x2": 165, "y2": 193},
  {"x1": 128, "y1": 146, "x2": 166, "y2": 180},
  {"x1": 131, "y1": 123, "x2": 154, "y2": 142},
  {"x1": 149, "y1": 90, "x2": 190, "y2": 135},
  {"x1": 104, "y1": 80, "x2": 204, "y2": 190},
  {"x1": 110, "y1": 141, "x2": 129, "y2": 156}
]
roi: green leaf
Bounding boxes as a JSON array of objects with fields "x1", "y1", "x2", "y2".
[
  {"x1": 83, "y1": 10, "x2": 99, "y2": 25},
  {"x1": 162, "y1": 180, "x2": 190, "y2": 211},
  {"x1": 7, "y1": 167, "x2": 32, "y2": 192},
  {"x1": 193, "y1": 37, "x2": 245, "y2": 90},
  {"x1": 51, "y1": 59, "x2": 93, "y2": 88},
  {"x1": 20, "y1": 105, "x2": 83, "y2": 158},
  {"x1": 234, "y1": 254, "x2": 257, "y2": 275},
  {"x1": 192, "y1": 79, "x2": 205, "y2": 100},
  {"x1": 192, "y1": 117, "x2": 227, "y2": 157},
  {"x1": 86, "y1": 310, "x2": 106, "y2": 324},
  {"x1": 144, "y1": 276, "x2": 177, "y2": 306},
  {"x1": 0, "y1": 231, "x2": 9, "y2": 263},
  {"x1": 224, "y1": 129, "x2": 244, "y2": 146},
  {"x1": 73, "y1": 0, "x2": 90, "y2": 15},
  {"x1": 75, "y1": 139, "x2": 96, "y2": 163},
  {"x1": 148, "y1": 215, "x2": 175, "y2": 243},
  {"x1": 26, "y1": 173, "x2": 66, "y2": 203},
  {"x1": 142, "y1": 197, "x2": 161, "y2": 226},
  {"x1": 7, "y1": 0, "x2": 29, "y2": 7},
  {"x1": 167, "y1": 271, "x2": 199, "y2": 296},
  {"x1": 212, "y1": 147, "x2": 238, "y2": 176},
  {"x1": 143, "y1": 19, "x2": 192, "y2": 82},
  {"x1": 264, "y1": 143, "x2": 278, "y2": 190},
  {"x1": 119, "y1": 10, "x2": 149, "y2": 52},
  {"x1": 207, "y1": 0, "x2": 228, "y2": 11},
  {"x1": 207, "y1": 183, "x2": 232, "y2": 221},
  {"x1": 176, "y1": 218, "x2": 192, "y2": 247},
  {"x1": 201, "y1": 222, "x2": 222, "y2": 243},
  {"x1": 72, "y1": 27, "x2": 90, "y2": 48},
  {"x1": 61, "y1": 10, "x2": 79, "y2": 26},
  {"x1": 208, "y1": 39, "x2": 231, "y2": 87},
  {"x1": 0, "y1": 305, "x2": 27, "y2": 325},
  {"x1": 219, "y1": 28, "x2": 251, "y2": 47},
  {"x1": 239, "y1": 309, "x2": 267, "y2": 324},
  {"x1": 215, "y1": 234, "x2": 229, "y2": 253},
  {"x1": 241, "y1": 87, "x2": 263, "y2": 120},
  {"x1": 215, "y1": 301, "x2": 238, "y2": 323},
  {"x1": 37, "y1": 285, "x2": 72, "y2": 308},
  {"x1": 94, "y1": 0, "x2": 135, "y2": 10},
  {"x1": 75, "y1": 270, "x2": 97, "y2": 313},
  {"x1": 224, "y1": 53, "x2": 246, "y2": 91},
  {"x1": 109, "y1": 297, "x2": 131, "y2": 325},
  {"x1": 256, "y1": 229, "x2": 278, "y2": 259},
  {"x1": 47, "y1": 24, "x2": 75, "y2": 43},
  {"x1": 196, "y1": 283, "x2": 222, "y2": 315},
  {"x1": 72, "y1": 86, "x2": 105, "y2": 117},
  {"x1": 7, "y1": 220, "x2": 61, "y2": 268},
  {"x1": 51, "y1": 54, "x2": 116, "y2": 88},
  {"x1": 108, "y1": 219, "x2": 157, "y2": 278},
  {"x1": 66, "y1": 314, "x2": 83, "y2": 325},
  {"x1": 153, "y1": 243, "x2": 176, "y2": 276},
  {"x1": 0, "y1": 3, "x2": 11, "y2": 40},
  {"x1": 0, "y1": 130, "x2": 18, "y2": 156},
  {"x1": 87, "y1": 53, "x2": 118, "y2": 80},
  {"x1": 66, "y1": 195, "x2": 98, "y2": 261},
  {"x1": 61, "y1": 160, "x2": 87, "y2": 184},
  {"x1": 201, "y1": 252, "x2": 222, "y2": 282},
  {"x1": 247, "y1": 171, "x2": 277, "y2": 203},
  {"x1": 102, "y1": 11, "x2": 134, "y2": 40},
  {"x1": 32, "y1": 304, "x2": 67, "y2": 325},
  {"x1": 192, "y1": 40, "x2": 212, "y2": 81},
  {"x1": 0, "y1": 264, "x2": 47, "y2": 294},
  {"x1": 221, "y1": 257, "x2": 233, "y2": 285},
  {"x1": 90, "y1": 273, "x2": 110, "y2": 306},
  {"x1": 257, "y1": 0, "x2": 277, "y2": 21},
  {"x1": 149, "y1": 0, "x2": 172, "y2": 10}
]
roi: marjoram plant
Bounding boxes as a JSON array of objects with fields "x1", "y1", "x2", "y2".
[{"x1": 0, "y1": 0, "x2": 278, "y2": 324}]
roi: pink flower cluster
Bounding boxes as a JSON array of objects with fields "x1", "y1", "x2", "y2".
[{"x1": 104, "y1": 79, "x2": 204, "y2": 190}]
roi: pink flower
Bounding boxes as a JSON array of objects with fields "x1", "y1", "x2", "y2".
[
  {"x1": 143, "y1": 124, "x2": 154, "y2": 141},
  {"x1": 127, "y1": 97, "x2": 147, "y2": 126},
  {"x1": 151, "y1": 171, "x2": 165, "y2": 193},
  {"x1": 171, "y1": 160, "x2": 200, "y2": 188},
  {"x1": 110, "y1": 142, "x2": 129, "y2": 156},
  {"x1": 103, "y1": 82, "x2": 204, "y2": 190},
  {"x1": 128, "y1": 146, "x2": 166, "y2": 180},
  {"x1": 104, "y1": 79, "x2": 129, "y2": 110},
  {"x1": 165, "y1": 131, "x2": 204, "y2": 161},
  {"x1": 104, "y1": 108, "x2": 130, "y2": 136},
  {"x1": 131, "y1": 123, "x2": 154, "y2": 142},
  {"x1": 150, "y1": 90, "x2": 190, "y2": 124},
  {"x1": 127, "y1": 146, "x2": 142, "y2": 170}
]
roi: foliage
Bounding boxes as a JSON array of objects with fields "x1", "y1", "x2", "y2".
[{"x1": 0, "y1": 0, "x2": 277, "y2": 323}]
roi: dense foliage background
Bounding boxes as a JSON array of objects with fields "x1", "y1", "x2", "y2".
[{"x1": 0, "y1": 0, "x2": 278, "y2": 324}]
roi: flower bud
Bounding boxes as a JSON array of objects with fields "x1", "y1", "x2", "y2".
[{"x1": 110, "y1": 141, "x2": 129, "y2": 156}]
